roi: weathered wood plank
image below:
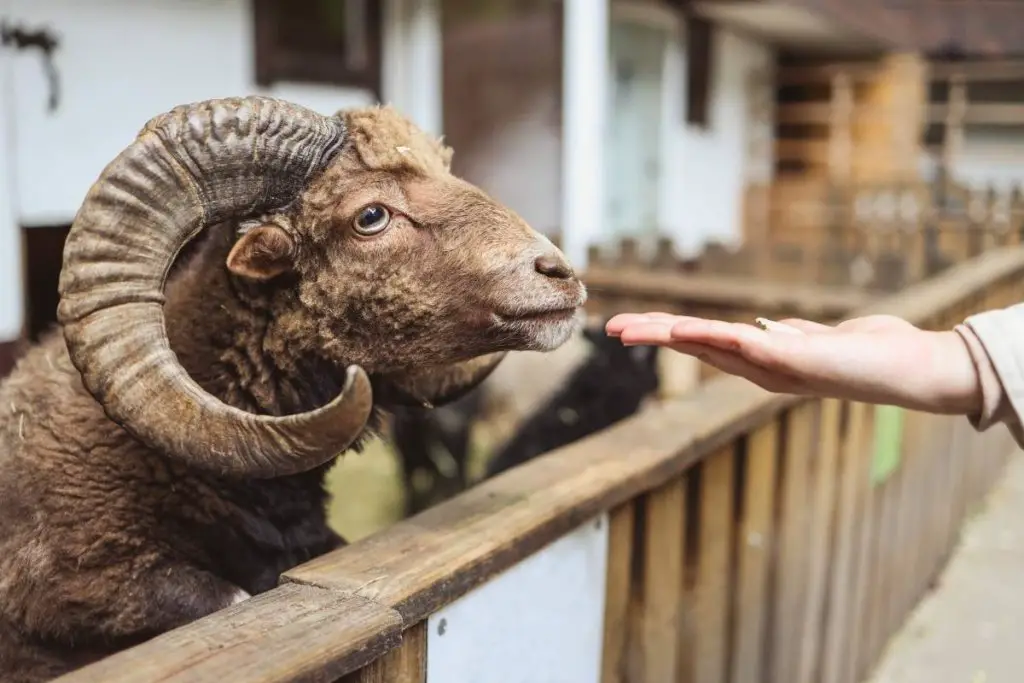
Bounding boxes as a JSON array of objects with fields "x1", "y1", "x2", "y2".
[
  {"x1": 842, "y1": 403, "x2": 878, "y2": 683},
  {"x1": 601, "y1": 502, "x2": 636, "y2": 683},
  {"x1": 769, "y1": 403, "x2": 817, "y2": 683},
  {"x1": 730, "y1": 423, "x2": 779, "y2": 683},
  {"x1": 285, "y1": 379, "x2": 801, "y2": 625},
  {"x1": 641, "y1": 479, "x2": 688, "y2": 683},
  {"x1": 693, "y1": 448, "x2": 736, "y2": 683},
  {"x1": 54, "y1": 584, "x2": 402, "y2": 683},
  {"x1": 796, "y1": 399, "x2": 842, "y2": 683},
  {"x1": 582, "y1": 267, "x2": 868, "y2": 319},
  {"x1": 820, "y1": 402, "x2": 870, "y2": 683},
  {"x1": 340, "y1": 622, "x2": 426, "y2": 683}
]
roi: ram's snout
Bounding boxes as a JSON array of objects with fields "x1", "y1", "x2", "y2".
[{"x1": 483, "y1": 226, "x2": 588, "y2": 351}]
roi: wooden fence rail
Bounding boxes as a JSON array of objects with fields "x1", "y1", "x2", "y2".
[{"x1": 56, "y1": 247, "x2": 1024, "y2": 683}]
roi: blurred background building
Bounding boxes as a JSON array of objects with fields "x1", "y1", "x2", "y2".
[{"x1": 2, "y1": 0, "x2": 1024, "y2": 376}]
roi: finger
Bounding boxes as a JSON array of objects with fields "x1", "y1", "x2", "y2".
[
  {"x1": 605, "y1": 312, "x2": 682, "y2": 336},
  {"x1": 668, "y1": 318, "x2": 757, "y2": 351},
  {"x1": 617, "y1": 321, "x2": 677, "y2": 346}
]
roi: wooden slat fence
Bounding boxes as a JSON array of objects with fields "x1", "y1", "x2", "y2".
[{"x1": 55, "y1": 247, "x2": 1024, "y2": 683}]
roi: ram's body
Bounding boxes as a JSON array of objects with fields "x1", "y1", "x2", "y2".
[{"x1": 0, "y1": 98, "x2": 587, "y2": 682}]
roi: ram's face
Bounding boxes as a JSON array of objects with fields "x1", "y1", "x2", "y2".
[{"x1": 280, "y1": 107, "x2": 587, "y2": 374}]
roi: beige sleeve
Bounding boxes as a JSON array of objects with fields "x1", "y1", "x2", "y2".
[{"x1": 955, "y1": 303, "x2": 1024, "y2": 448}]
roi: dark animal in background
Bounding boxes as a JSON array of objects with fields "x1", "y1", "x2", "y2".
[
  {"x1": 388, "y1": 323, "x2": 661, "y2": 510},
  {"x1": 485, "y1": 328, "x2": 660, "y2": 478},
  {"x1": 0, "y1": 97, "x2": 586, "y2": 682},
  {"x1": 389, "y1": 388, "x2": 484, "y2": 513},
  {"x1": 388, "y1": 325, "x2": 593, "y2": 513}
]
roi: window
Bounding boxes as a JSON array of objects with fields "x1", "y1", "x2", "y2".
[
  {"x1": 253, "y1": 0, "x2": 383, "y2": 97},
  {"x1": 21, "y1": 224, "x2": 71, "y2": 343},
  {"x1": 685, "y1": 15, "x2": 713, "y2": 128}
]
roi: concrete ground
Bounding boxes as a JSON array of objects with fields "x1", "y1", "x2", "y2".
[{"x1": 867, "y1": 452, "x2": 1024, "y2": 683}]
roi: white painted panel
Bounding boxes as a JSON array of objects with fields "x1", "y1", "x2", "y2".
[
  {"x1": 660, "y1": 24, "x2": 775, "y2": 255},
  {"x1": 4, "y1": 0, "x2": 440, "y2": 226},
  {"x1": 426, "y1": 513, "x2": 609, "y2": 683},
  {"x1": 561, "y1": 0, "x2": 609, "y2": 268},
  {"x1": 0, "y1": 23, "x2": 24, "y2": 340}
]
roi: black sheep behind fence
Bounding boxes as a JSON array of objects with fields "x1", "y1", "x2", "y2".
[
  {"x1": 388, "y1": 322, "x2": 661, "y2": 512},
  {"x1": 484, "y1": 328, "x2": 660, "y2": 478}
]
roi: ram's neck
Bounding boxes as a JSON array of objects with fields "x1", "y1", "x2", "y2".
[{"x1": 162, "y1": 229, "x2": 346, "y2": 418}]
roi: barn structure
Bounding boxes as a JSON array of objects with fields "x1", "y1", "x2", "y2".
[{"x1": 3, "y1": 0, "x2": 1024, "y2": 681}]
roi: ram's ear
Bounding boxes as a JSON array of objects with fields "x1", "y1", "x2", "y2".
[
  {"x1": 377, "y1": 353, "x2": 506, "y2": 408},
  {"x1": 226, "y1": 223, "x2": 296, "y2": 281}
]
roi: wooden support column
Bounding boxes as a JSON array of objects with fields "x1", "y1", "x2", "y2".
[{"x1": 852, "y1": 52, "x2": 928, "y2": 184}]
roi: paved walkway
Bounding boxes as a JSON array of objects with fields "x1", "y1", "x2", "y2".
[{"x1": 868, "y1": 453, "x2": 1024, "y2": 683}]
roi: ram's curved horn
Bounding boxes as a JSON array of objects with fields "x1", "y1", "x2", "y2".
[{"x1": 57, "y1": 96, "x2": 373, "y2": 479}]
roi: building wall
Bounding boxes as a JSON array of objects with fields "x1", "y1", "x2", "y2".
[
  {"x1": 441, "y1": 2, "x2": 775, "y2": 252},
  {"x1": 2, "y1": 0, "x2": 383, "y2": 227},
  {"x1": 660, "y1": 25, "x2": 775, "y2": 254},
  {"x1": 441, "y1": 4, "x2": 562, "y2": 236},
  {"x1": 950, "y1": 126, "x2": 1024, "y2": 192},
  {"x1": 0, "y1": 0, "x2": 439, "y2": 353}
]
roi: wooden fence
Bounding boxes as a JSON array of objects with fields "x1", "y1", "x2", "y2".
[{"x1": 55, "y1": 247, "x2": 1024, "y2": 683}]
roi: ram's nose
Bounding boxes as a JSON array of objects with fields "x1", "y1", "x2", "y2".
[{"x1": 534, "y1": 252, "x2": 575, "y2": 280}]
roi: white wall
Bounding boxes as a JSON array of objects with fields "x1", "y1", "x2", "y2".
[
  {"x1": 949, "y1": 126, "x2": 1024, "y2": 192},
  {"x1": 660, "y1": 26, "x2": 775, "y2": 255},
  {"x1": 0, "y1": 0, "x2": 440, "y2": 341},
  {"x1": 0, "y1": 31, "x2": 23, "y2": 341},
  {"x1": 2, "y1": 0, "x2": 440, "y2": 227},
  {"x1": 425, "y1": 514, "x2": 609, "y2": 682}
]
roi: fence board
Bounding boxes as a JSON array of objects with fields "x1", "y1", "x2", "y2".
[
  {"x1": 601, "y1": 502, "x2": 635, "y2": 683},
  {"x1": 730, "y1": 423, "x2": 779, "y2": 683},
  {"x1": 339, "y1": 622, "x2": 426, "y2": 683},
  {"x1": 769, "y1": 403, "x2": 817, "y2": 683},
  {"x1": 641, "y1": 478, "x2": 688, "y2": 683},
  {"x1": 693, "y1": 448, "x2": 736, "y2": 683},
  {"x1": 796, "y1": 398, "x2": 842, "y2": 683},
  {"x1": 53, "y1": 584, "x2": 402, "y2": 683}
]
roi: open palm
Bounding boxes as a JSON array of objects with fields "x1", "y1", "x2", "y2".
[{"x1": 605, "y1": 312, "x2": 980, "y2": 415}]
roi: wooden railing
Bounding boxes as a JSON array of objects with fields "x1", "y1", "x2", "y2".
[{"x1": 56, "y1": 247, "x2": 1024, "y2": 683}]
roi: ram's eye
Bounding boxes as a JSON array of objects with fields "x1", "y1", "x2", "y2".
[{"x1": 353, "y1": 204, "x2": 391, "y2": 236}]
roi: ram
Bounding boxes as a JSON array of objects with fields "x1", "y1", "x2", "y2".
[{"x1": 0, "y1": 96, "x2": 586, "y2": 682}]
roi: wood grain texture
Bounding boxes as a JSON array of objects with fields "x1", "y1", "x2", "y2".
[
  {"x1": 796, "y1": 399, "x2": 842, "y2": 683},
  {"x1": 601, "y1": 503, "x2": 636, "y2": 683},
  {"x1": 693, "y1": 448, "x2": 736, "y2": 683},
  {"x1": 583, "y1": 266, "x2": 868, "y2": 319},
  {"x1": 54, "y1": 584, "x2": 402, "y2": 683},
  {"x1": 285, "y1": 378, "x2": 800, "y2": 625},
  {"x1": 852, "y1": 406, "x2": 883, "y2": 683},
  {"x1": 769, "y1": 404, "x2": 816, "y2": 683},
  {"x1": 339, "y1": 621, "x2": 426, "y2": 683},
  {"x1": 730, "y1": 423, "x2": 779, "y2": 683},
  {"x1": 641, "y1": 479, "x2": 688, "y2": 683},
  {"x1": 820, "y1": 402, "x2": 871, "y2": 683}
]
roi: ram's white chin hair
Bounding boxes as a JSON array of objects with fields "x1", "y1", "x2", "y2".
[{"x1": 517, "y1": 308, "x2": 584, "y2": 351}]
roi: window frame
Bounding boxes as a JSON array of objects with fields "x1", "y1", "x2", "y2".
[{"x1": 252, "y1": 0, "x2": 384, "y2": 98}]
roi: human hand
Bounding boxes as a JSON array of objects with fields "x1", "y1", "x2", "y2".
[{"x1": 605, "y1": 312, "x2": 982, "y2": 416}]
